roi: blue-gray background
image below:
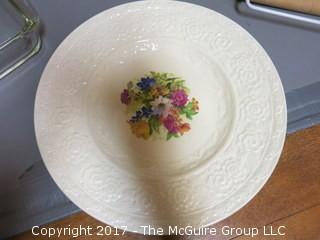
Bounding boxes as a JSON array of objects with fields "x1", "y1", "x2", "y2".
[{"x1": 0, "y1": 0, "x2": 319, "y2": 238}]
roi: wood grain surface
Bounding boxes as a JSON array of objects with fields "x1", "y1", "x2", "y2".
[
  {"x1": 11, "y1": 125, "x2": 320, "y2": 240},
  {"x1": 252, "y1": 0, "x2": 320, "y2": 16}
]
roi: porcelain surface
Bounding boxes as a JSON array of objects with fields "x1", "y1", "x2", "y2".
[{"x1": 34, "y1": 0, "x2": 287, "y2": 234}]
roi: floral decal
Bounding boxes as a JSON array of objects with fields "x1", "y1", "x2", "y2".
[{"x1": 120, "y1": 72, "x2": 199, "y2": 140}]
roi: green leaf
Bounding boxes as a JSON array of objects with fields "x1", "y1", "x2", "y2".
[
  {"x1": 127, "y1": 100, "x2": 143, "y2": 113},
  {"x1": 149, "y1": 124, "x2": 153, "y2": 135},
  {"x1": 127, "y1": 81, "x2": 134, "y2": 90},
  {"x1": 166, "y1": 132, "x2": 179, "y2": 140},
  {"x1": 149, "y1": 116, "x2": 160, "y2": 134},
  {"x1": 167, "y1": 132, "x2": 173, "y2": 140},
  {"x1": 167, "y1": 77, "x2": 178, "y2": 81}
]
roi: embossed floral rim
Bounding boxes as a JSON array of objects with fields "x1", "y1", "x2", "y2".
[{"x1": 120, "y1": 72, "x2": 199, "y2": 140}]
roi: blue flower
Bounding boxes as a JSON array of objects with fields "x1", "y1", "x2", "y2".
[
  {"x1": 137, "y1": 77, "x2": 156, "y2": 91},
  {"x1": 141, "y1": 106, "x2": 153, "y2": 118},
  {"x1": 130, "y1": 110, "x2": 143, "y2": 122},
  {"x1": 130, "y1": 107, "x2": 153, "y2": 122}
]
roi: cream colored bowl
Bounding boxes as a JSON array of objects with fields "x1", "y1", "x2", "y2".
[{"x1": 34, "y1": 0, "x2": 286, "y2": 234}]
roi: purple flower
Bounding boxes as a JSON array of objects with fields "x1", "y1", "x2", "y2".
[
  {"x1": 150, "y1": 96, "x2": 172, "y2": 118},
  {"x1": 171, "y1": 90, "x2": 188, "y2": 107},
  {"x1": 121, "y1": 89, "x2": 130, "y2": 105},
  {"x1": 163, "y1": 115, "x2": 179, "y2": 133}
]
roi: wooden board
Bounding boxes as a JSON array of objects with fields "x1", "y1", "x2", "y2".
[
  {"x1": 11, "y1": 125, "x2": 320, "y2": 239},
  {"x1": 252, "y1": 0, "x2": 320, "y2": 16}
]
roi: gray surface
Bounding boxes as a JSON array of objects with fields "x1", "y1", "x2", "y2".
[
  {"x1": 0, "y1": 0, "x2": 319, "y2": 238},
  {"x1": 0, "y1": 1, "x2": 21, "y2": 42}
]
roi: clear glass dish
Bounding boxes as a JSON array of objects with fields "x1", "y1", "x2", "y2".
[{"x1": 0, "y1": 0, "x2": 41, "y2": 79}]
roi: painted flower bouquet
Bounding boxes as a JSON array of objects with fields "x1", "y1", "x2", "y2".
[{"x1": 120, "y1": 72, "x2": 199, "y2": 140}]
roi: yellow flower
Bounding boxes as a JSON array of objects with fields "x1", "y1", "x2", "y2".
[
  {"x1": 191, "y1": 97, "x2": 199, "y2": 111},
  {"x1": 130, "y1": 120, "x2": 150, "y2": 139},
  {"x1": 149, "y1": 85, "x2": 170, "y2": 98},
  {"x1": 149, "y1": 88, "x2": 160, "y2": 98}
]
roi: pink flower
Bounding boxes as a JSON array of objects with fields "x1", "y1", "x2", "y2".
[
  {"x1": 121, "y1": 89, "x2": 130, "y2": 105},
  {"x1": 171, "y1": 90, "x2": 188, "y2": 107},
  {"x1": 163, "y1": 115, "x2": 179, "y2": 133}
]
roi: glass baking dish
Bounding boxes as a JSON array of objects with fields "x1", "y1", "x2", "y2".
[{"x1": 0, "y1": 0, "x2": 41, "y2": 79}]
